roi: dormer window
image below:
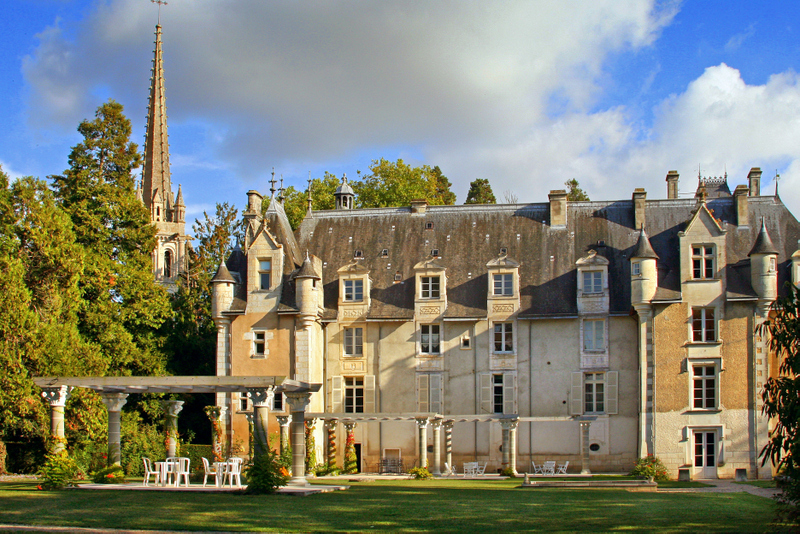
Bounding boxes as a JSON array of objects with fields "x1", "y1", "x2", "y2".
[
  {"x1": 500, "y1": 248, "x2": 507, "y2": 255},
  {"x1": 344, "y1": 279, "x2": 364, "y2": 302},
  {"x1": 692, "y1": 245, "x2": 715, "y2": 279},
  {"x1": 381, "y1": 249, "x2": 389, "y2": 258},
  {"x1": 583, "y1": 271, "x2": 602, "y2": 294},
  {"x1": 425, "y1": 222, "x2": 434, "y2": 230},
  {"x1": 394, "y1": 272, "x2": 402, "y2": 282},
  {"x1": 420, "y1": 276, "x2": 440, "y2": 299},
  {"x1": 354, "y1": 250, "x2": 363, "y2": 259},
  {"x1": 431, "y1": 249, "x2": 439, "y2": 258},
  {"x1": 258, "y1": 259, "x2": 272, "y2": 290},
  {"x1": 493, "y1": 273, "x2": 513, "y2": 296}
]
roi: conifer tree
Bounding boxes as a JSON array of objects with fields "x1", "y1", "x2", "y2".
[{"x1": 465, "y1": 178, "x2": 496, "y2": 204}]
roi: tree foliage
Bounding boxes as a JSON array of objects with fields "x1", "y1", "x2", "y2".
[
  {"x1": 281, "y1": 173, "x2": 340, "y2": 230},
  {"x1": 565, "y1": 178, "x2": 590, "y2": 201},
  {"x1": 465, "y1": 178, "x2": 496, "y2": 204},
  {"x1": 354, "y1": 159, "x2": 456, "y2": 208}
]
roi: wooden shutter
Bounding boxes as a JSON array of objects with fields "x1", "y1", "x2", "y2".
[
  {"x1": 331, "y1": 376, "x2": 343, "y2": 413},
  {"x1": 605, "y1": 371, "x2": 618, "y2": 414},
  {"x1": 570, "y1": 372, "x2": 584, "y2": 415},
  {"x1": 503, "y1": 373, "x2": 517, "y2": 414},
  {"x1": 430, "y1": 374, "x2": 442, "y2": 414},
  {"x1": 364, "y1": 375, "x2": 376, "y2": 413},
  {"x1": 417, "y1": 374, "x2": 429, "y2": 412},
  {"x1": 479, "y1": 373, "x2": 492, "y2": 414}
]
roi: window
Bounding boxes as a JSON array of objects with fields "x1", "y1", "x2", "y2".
[
  {"x1": 692, "y1": 365, "x2": 717, "y2": 409},
  {"x1": 692, "y1": 245, "x2": 715, "y2": 279},
  {"x1": 164, "y1": 250, "x2": 172, "y2": 278},
  {"x1": 583, "y1": 320, "x2": 605, "y2": 351},
  {"x1": 381, "y1": 249, "x2": 389, "y2": 258},
  {"x1": 420, "y1": 276, "x2": 440, "y2": 299},
  {"x1": 493, "y1": 273, "x2": 513, "y2": 296},
  {"x1": 461, "y1": 335, "x2": 471, "y2": 349},
  {"x1": 492, "y1": 374, "x2": 504, "y2": 414},
  {"x1": 417, "y1": 373, "x2": 442, "y2": 413},
  {"x1": 493, "y1": 322, "x2": 513, "y2": 353},
  {"x1": 692, "y1": 308, "x2": 716, "y2": 342},
  {"x1": 272, "y1": 392, "x2": 284, "y2": 412},
  {"x1": 500, "y1": 247, "x2": 508, "y2": 255},
  {"x1": 425, "y1": 221, "x2": 434, "y2": 230},
  {"x1": 344, "y1": 377, "x2": 364, "y2": 413},
  {"x1": 584, "y1": 372, "x2": 605, "y2": 413},
  {"x1": 394, "y1": 272, "x2": 402, "y2": 282},
  {"x1": 259, "y1": 259, "x2": 271, "y2": 290},
  {"x1": 631, "y1": 262, "x2": 640, "y2": 276},
  {"x1": 770, "y1": 257, "x2": 777, "y2": 272},
  {"x1": 344, "y1": 327, "x2": 363, "y2": 356},
  {"x1": 253, "y1": 332, "x2": 266, "y2": 357},
  {"x1": 583, "y1": 271, "x2": 602, "y2": 293},
  {"x1": 420, "y1": 324, "x2": 441, "y2": 354},
  {"x1": 239, "y1": 393, "x2": 249, "y2": 412},
  {"x1": 343, "y1": 279, "x2": 364, "y2": 302},
  {"x1": 431, "y1": 249, "x2": 439, "y2": 257},
  {"x1": 354, "y1": 250, "x2": 363, "y2": 259}
]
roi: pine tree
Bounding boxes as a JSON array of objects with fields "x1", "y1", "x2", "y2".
[
  {"x1": 465, "y1": 178, "x2": 496, "y2": 204},
  {"x1": 565, "y1": 178, "x2": 590, "y2": 201}
]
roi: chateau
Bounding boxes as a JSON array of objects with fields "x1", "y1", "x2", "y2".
[{"x1": 211, "y1": 169, "x2": 800, "y2": 479}]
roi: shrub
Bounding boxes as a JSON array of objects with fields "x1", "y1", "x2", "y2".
[
  {"x1": 408, "y1": 466, "x2": 433, "y2": 480},
  {"x1": 120, "y1": 412, "x2": 166, "y2": 477},
  {"x1": 0, "y1": 440, "x2": 7, "y2": 475},
  {"x1": 343, "y1": 432, "x2": 358, "y2": 474},
  {"x1": 93, "y1": 465, "x2": 126, "y2": 484},
  {"x1": 180, "y1": 444, "x2": 214, "y2": 482},
  {"x1": 315, "y1": 463, "x2": 340, "y2": 476},
  {"x1": 38, "y1": 450, "x2": 78, "y2": 490},
  {"x1": 244, "y1": 449, "x2": 290, "y2": 494},
  {"x1": 631, "y1": 455, "x2": 669, "y2": 481},
  {"x1": 71, "y1": 442, "x2": 107, "y2": 480},
  {"x1": 500, "y1": 467, "x2": 515, "y2": 477}
]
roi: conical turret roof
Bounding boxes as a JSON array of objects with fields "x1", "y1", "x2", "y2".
[
  {"x1": 630, "y1": 228, "x2": 659, "y2": 259},
  {"x1": 748, "y1": 218, "x2": 778, "y2": 256}
]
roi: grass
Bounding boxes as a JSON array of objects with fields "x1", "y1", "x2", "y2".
[{"x1": 0, "y1": 478, "x2": 786, "y2": 532}]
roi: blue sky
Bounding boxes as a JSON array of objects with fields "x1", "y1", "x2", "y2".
[{"x1": 2, "y1": 0, "x2": 800, "y2": 222}]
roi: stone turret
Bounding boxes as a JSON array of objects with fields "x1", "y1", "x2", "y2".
[
  {"x1": 630, "y1": 228, "x2": 659, "y2": 307},
  {"x1": 211, "y1": 263, "x2": 236, "y2": 319},
  {"x1": 174, "y1": 184, "x2": 185, "y2": 223},
  {"x1": 748, "y1": 218, "x2": 778, "y2": 305},
  {"x1": 334, "y1": 175, "x2": 355, "y2": 210},
  {"x1": 295, "y1": 253, "x2": 321, "y2": 323}
]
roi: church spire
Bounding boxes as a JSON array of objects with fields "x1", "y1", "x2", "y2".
[{"x1": 142, "y1": 24, "x2": 172, "y2": 219}]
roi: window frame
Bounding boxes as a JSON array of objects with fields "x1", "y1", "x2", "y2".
[
  {"x1": 420, "y1": 324, "x2": 441, "y2": 355},
  {"x1": 582, "y1": 270, "x2": 603, "y2": 294},
  {"x1": 583, "y1": 319, "x2": 605, "y2": 352},
  {"x1": 343, "y1": 278, "x2": 364, "y2": 302},
  {"x1": 493, "y1": 273, "x2": 514, "y2": 296},
  {"x1": 492, "y1": 374, "x2": 504, "y2": 414},
  {"x1": 691, "y1": 363, "x2": 718, "y2": 410},
  {"x1": 343, "y1": 326, "x2": 364, "y2": 357},
  {"x1": 258, "y1": 259, "x2": 272, "y2": 290},
  {"x1": 253, "y1": 331, "x2": 267, "y2": 358},
  {"x1": 631, "y1": 261, "x2": 641, "y2": 276},
  {"x1": 584, "y1": 372, "x2": 605, "y2": 414},
  {"x1": 420, "y1": 276, "x2": 441, "y2": 299},
  {"x1": 493, "y1": 322, "x2": 514, "y2": 353},
  {"x1": 691, "y1": 307, "x2": 716, "y2": 343},
  {"x1": 692, "y1": 245, "x2": 715, "y2": 280},
  {"x1": 344, "y1": 376, "x2": 365, "y2": 413}
]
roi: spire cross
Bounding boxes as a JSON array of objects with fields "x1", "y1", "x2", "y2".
[
  {"x1": 269, "y1": 168, "x2": 276, "y2": 198},
  {"x1": 151, "y1": 0, "x2": 167, "y2": 24}
]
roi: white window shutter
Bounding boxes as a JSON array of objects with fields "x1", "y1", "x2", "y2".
[
  {"x1": 364, "y1": 375, "x2": 376, "y2": 413},
  {"x1": 503, "y1": 373, "x2": 517, "y2": 414},
  {"x1": 479, "y1": 373, "x2": 492, "y2": 414},
  {"x1": 430, "y1": 374, "x2": 442, "y2": 414},
  {"x1": 332, "y1": 376, "x2": 343, "y2": 413},
  {"x1": 570, "y1": 372, "x2": 584, "y2": 416},
  {"x1": 417, "y1": 374, "x2": 429, "y2": 413},
  {"x1": 606, "y1": 371, "x2": 618, "y2": 414}
]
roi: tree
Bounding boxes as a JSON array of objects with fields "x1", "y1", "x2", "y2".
[
  {"x1": 353, "y1": 159, "x2": 456, "y2": 208},
  {"x1": 758, "y1": 285, "x2": 800, "y2": 521},
  {"x1": 503, "y1": 190, "x2": 519, "y2": 204},
  {"x1": 465, "y1": 178, "x2": 496, "y2": 204},
  {"x1": 281, "y1": 173, "x2": 340, "y2": 230},
  {"x1": 565, "y1": 178, "x2": 590, "y2": 201}
]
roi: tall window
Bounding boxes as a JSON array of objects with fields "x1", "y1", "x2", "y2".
[
  {"x1": 343, "y1": 279, "x2": 364, "y2": 302},
  {"x1": 420, "y1": 276, "x2": 440, "y2": 299},
  {"x1": 583, "y1": 319, "x2": 605, "y2": 351},
  {"x1": 344, "y1": 377, "x2": 364, "y2": 413},
  {"x1": 583, "y1": 271, "x2": 602, "y2": 293},
  {"x1": 692, "y1": 365, "x2": 717, "y2": 409},
  {"x1": 492, "y1": 374, "x2": 504, "y2": 414},
  {"x1": 164, "y1": 250, "x2": 172, "y2": 278},
  {"x1": 692, "y1": 246, "x2": 715, "y2": 279},
  {"x1": 344, "y1": 327, "x2": 363, "y2": 356},
  {"x1": 420, "y1": 324, "x2": 441, "y2": 354},
  {"x1": 692, "y1": 308, "x2": 716, "y2": 342},
  {"x1": 631, "y1": 262, "x2": 641, "y2": 276},
  {"x1": 259, "y1": 259, "x2": 271, "y2": 290},
  {"x1": 253, "y1": 332, "x2": 266, "y2": 357},
  {"x1": 272, "y1": 392, "x2": 284, "y2": 412},
  {"x1": 493, "y1": 273, "x2": 513, "y2": 296},
  {"x1": 493, "y1": 322, "x2": 513, "y2": 353},
  {"x1": 584, "y1": 372, "x2": 605, "y2": 413}
]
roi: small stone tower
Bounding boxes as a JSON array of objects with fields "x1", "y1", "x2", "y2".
[
  {"x1": 748, "y1": 218, "x2": 779, "y2": 312},
  {"x1": 334, "y1": 175, "x2": 355, "y2": 210},
  {"x1": 630, "y1": 228, "x2": 659, "y2": 307}
]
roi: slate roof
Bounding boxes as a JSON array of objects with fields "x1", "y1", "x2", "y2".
[{"x1": 227, "y1": 191, "x2": 800, "y2": 320}]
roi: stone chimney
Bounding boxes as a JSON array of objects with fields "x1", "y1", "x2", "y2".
[
  {"x1": 549, "y1": 190, "x2": 568, "y2": 228},
  {"x1": 734, "y1": 185, "x2": 749, "y2": 227},
  {"x1": 748, "y1": 167, "x2": 762, "y2": 196},
  {"x1": 666, "y1": 171, "x2": 679, "y2": 199},
  {"x1": 410, "y1": 199, "x2": 428, "y2": 215},
  {"x1": 246, "y1": 190, "x2": 263, "y2": 214},
  {"x1": 632, "y1": 188, "x2": 646, "y2": 230}
]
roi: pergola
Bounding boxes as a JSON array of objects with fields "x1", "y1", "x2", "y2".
[{"x1": 34, "y1": 376, "x2": 321, "y2": 486}]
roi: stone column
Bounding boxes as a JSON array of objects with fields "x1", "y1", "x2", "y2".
[
  {"x1": 41, "y1": 386, "x2": 74, "y2": 453},
  {"x1": 500, "y1": 420, "x2": 511, "y2": 471},
  {"x1": 443, "y1": 420, "x2": 454, "y2": 471},
  {"x1": 416, "y1": 417, "x2": 429, "y2": 469},
  {"x1": 247, "y1": 387, "x2": 275, "y2": 458},
  {"x1": 285, "y1": 391, "x2": 312, "y2": 486},
  {"x1": 431, "y1": 419, "x2": 442, "y2": 475},
  {"x1": 505, "y1": 418, "x2": 519, "y2": 475},
  {"x1": 277, "y1": 415, "x2": 291, "y2": 455},
  {"x1": 205, "y1": 405, "x2": 227, "y2": 461},
  {"x1": 100, "y1": 393, "x2": 129, "y2": 466},
  {"x1": 580, "y1": 419, "x2": 592, "y2": 474},
  {"x1": 163, "y1": 400, "x2": 184, "y2": 458},
  {"x1": 324, "y1": 418, "x2": 338, "y2": 468}
]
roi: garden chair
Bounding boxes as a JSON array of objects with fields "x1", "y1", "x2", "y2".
[
  {"x1": 542, "y1": 461, "x2": 556, "y2": 475},
  {"x1": 175, "y1": 457, "x2": 191, "y2": 487},
  {"x1": 142, "y1": 457, "x2": 160, "y2": 486},
  {"x1": 463, "y1": 462, "x2": 477, "y2": 476},
  {"x1": 476, "y1": 462, "x2": 488, "y2": 476},
  {"x1": 556, "y1": 461, "x2": 569, "y2": 475},
  {"x1": 202, "y1": 457, "x2": 220, "y2": 487},
  {"x1": 531, "y1": 461, "x2": 544, "y2": 475},
  {"x1": 223, "y1": 457, "x2": 243, "y2": 488},
  {"x1": 443, "y1": 462, "x2": 457, "y2": 477}
]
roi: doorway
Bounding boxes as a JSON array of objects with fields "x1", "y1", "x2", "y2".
[
  {"x1": 354, "y1": 443, "x2": 362, "y2": 473},
  {"x1": 693, "y1": 430, "x2": 717, "y2": 479}
]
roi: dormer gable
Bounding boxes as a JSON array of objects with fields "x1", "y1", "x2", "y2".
[
  {"x1": 245, "y1": 222, "x2": 285, "y2": 314},
  {"x1": 576, "y1": 249, "x2": 610, "y2": 315},
  {"x1": 414, "y1": 256, "x2": 446, "y2": 319},
  {"x1": 486, "y1": 254, "x2": 520, "y2": 319},
  {"x1": 337, "y1": 261, "x2": 371, "y2": 318},
  {"x1": 678, "y1": 202, "x2": 727, "y2": 286}
]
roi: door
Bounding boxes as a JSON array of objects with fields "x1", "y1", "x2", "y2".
[
  {"x1": 354, "y1": 443, "x2": 362, "y2": 473},
  {"x1": 693, "y1": 430, "x2": 717, "y2": 479}
]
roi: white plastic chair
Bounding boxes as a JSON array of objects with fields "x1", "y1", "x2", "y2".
[
  {"x1": 142, "y1": 457, "x2": 160, "y2": 486},
  {"x1": 463, "y1": 462, "x2": 477, "y2": 476},
  {"x1": 476, "y1": 462, "x2": 488, "y2": 476},
  {"x1": 202, "y1": 457, "x2": 220, "y2": 487},
  {"x1": 224, "y1": 457, "x2": 243, "y2": 488},
  {"x1": 175, "y1": 457, "x2": 191, "y2": 487},
  {"x1": 542, "y1": 461, "x2": 556, "y2": 475},
  {"x1": 556, "y1": 461, "x2": 569, "y2": 475},
  {"x1": 531, "y1": 461, "x2": 544, "y2": 475}
]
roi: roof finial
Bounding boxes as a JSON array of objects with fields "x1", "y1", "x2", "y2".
[
  {"x1": 775, "y1": 170, "x2": 781, "y2": 196},
  {"x1": 151, "y1": 0, "x2": 167, "y2": 25},
  {"x1": 269, "y1": 168, "x2": 276, "y2": 198},
  {"x1": 306, "y1": 173, "x2": 313, "y2": 214},
  {"x1": 278, "y1": 175, "x2": 285, "y2": 203}
]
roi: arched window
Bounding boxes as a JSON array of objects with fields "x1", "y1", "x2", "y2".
[{"x1": 164, "y1": 250, "x2": 172, "y2": 279}]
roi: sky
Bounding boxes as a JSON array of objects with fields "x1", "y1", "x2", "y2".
[{"x1": 2, "y1": 0, "x2": 800, "y2": 224}]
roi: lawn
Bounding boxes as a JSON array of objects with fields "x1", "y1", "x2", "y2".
[{"x1": 0, "y1": 478, "x2": 784, "y2": 533}]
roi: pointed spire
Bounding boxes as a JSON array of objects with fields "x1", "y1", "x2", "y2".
[
  {"x1": 306, "y1": 174, "x2": 313, "y2": 216},
  {"x1": 174, "y1": 184, "x2": 184, "y2": 206},
  {"x1": 749, "y1": 217, "x2": 779, "y2": 256},
  {"x1": 269, "y1": 168, "x2": 276, "y2": 198},
  {"x1": 141, "y1": 24, "x2": 172, "y2": 216},
  {"x1": 631, "y1": 227, "x2": 659, "y2": 259}
]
